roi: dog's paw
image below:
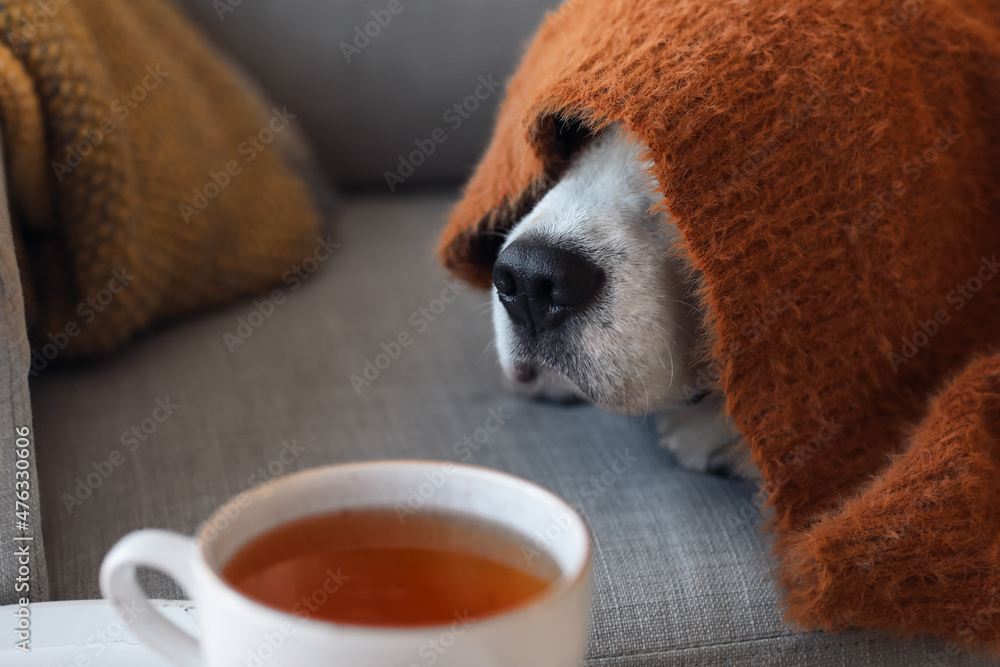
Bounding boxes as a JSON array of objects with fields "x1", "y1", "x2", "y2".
[{"x1": 656, "y1": 394, "x2": 742, "y2": 474}]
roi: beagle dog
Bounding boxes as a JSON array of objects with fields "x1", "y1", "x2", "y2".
[{"x1": 489, "y1": 124, "x2": 748, "y2": 475}]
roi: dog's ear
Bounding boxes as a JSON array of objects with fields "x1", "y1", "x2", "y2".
[
  {"x1": 440, "y1": 114, "x2": 595, "y2": 288},
  {"x1": 440, "y1": 176, "x2": 555, "y2": 288},
  {"x1": 532, "y1": 115, "x2": 595, "y2": 177},
  {"x1": 443, "y1": 226, "x2": 506, "y2": 289},
  {"x1": 552, "y1": 116, "x2": 593, "y2": 161}
]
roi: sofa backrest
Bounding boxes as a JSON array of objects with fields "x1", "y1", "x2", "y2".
[{"x1": 172, "y1": 0, "x2": 561, "y2": 191}]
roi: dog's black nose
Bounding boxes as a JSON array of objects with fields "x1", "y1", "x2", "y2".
[{"x1": 492, "y1": 239, "x2": 604, "y2": 333}]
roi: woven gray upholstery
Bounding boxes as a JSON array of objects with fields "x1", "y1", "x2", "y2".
[
  {"x1": 0, "y1": 134, "x2": 48, "y2": 605},
  {"x1": 31, "y1": 196, "x2": 999, "y2": 665}
]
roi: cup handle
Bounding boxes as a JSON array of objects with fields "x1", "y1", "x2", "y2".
[{"x1": 99, "y1": 529, "x2": 202, "y2": 667}]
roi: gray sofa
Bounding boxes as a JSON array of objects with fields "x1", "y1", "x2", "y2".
[{"x1": 3, "y1": 1, "x2": 999, "y2": 665}]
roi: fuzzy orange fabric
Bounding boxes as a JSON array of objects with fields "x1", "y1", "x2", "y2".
[
  {"x1": 2, "y1": 0, "x2": 327, "y2": 357},
  {"x1": 439, "y1": 0, "x2": 1000, "y2": 651}
]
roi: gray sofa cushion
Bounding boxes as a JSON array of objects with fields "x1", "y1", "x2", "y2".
[
  {"x1": 171, "y1": 0, "x2": 560, "y2": 189},
  {"x1": 0, "y1": 138, "x2": 48, "y2": 606},
  {"x1": 31, "y1": 195, "x2": 1000, "y2": 665}
]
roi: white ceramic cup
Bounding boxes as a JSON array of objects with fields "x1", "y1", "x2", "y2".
[{"x1": 100, "y1": 460, "x2": 593, "y2": 667}]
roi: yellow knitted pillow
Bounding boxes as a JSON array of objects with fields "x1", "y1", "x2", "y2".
[{"x1": 1, "y1": 0, "x2": 327, "y2": 359}]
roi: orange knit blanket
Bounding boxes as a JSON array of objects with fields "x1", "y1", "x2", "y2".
[{"x1": 439, "y1": 0, "x2": 1000, "y2": 650}]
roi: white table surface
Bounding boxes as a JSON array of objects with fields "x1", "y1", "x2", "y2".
[{"x1": 0, "y1": 599, "x2": 199, "y2": 665}]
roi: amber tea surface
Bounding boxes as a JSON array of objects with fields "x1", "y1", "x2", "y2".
[{"x1": 222, "y1": 507, "x2": 559, "y2": 627}]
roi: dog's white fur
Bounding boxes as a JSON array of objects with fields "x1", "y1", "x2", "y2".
[{"x1": 493, "y1": 124, "x2": 746, "y2": 474}]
